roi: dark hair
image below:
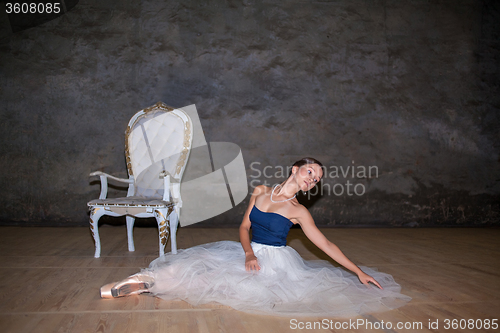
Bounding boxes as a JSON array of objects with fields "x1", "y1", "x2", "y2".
[{"x1": 289, "y1": 157, "x2": 324, "y2": 177}]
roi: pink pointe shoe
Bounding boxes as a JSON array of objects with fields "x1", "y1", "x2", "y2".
[{"x1": 100, "y1": 273, "x2": 154, "y2": 298}]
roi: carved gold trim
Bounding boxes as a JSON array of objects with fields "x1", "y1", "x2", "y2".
[
  {"x1": 88, "y1": 202, "x2": 173, "y2": 208},
  {"x1": 156, "y1": 209, "x2": 166, "y2": 222},
  {"x1": 125, "y1": 126, "x2": 133, "y2": 176},
  {"x1": 89, "y1": 207, "x2": 100, "y2": 217},
  {"x1": 155, "y1": 209, "x2": 170, "y2": 247},
  {"x1": 143, "y1": 101, "x2": 175, "y2": 114},
  {"x1": 89, "y1": 207, "x2": 100, "y2": 237}
]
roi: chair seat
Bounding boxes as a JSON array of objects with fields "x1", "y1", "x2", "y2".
[{"x1": 88, "y1": 196, "x2": 173, "y2": 208}]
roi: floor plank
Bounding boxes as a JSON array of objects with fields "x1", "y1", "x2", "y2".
[{"x1": 0, "y1": 226, "x2": 499, "y2": 332}]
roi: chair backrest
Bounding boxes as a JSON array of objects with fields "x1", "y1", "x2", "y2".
[{"x1": 125, "y1": 102, "x2": 193, "y2": 198}]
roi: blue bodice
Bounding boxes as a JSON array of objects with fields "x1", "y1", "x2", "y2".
[{"x1": 250, "y1": 205, "x2": 294, "y2": 246}]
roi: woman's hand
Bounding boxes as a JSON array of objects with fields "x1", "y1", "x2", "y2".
[
  {"x1": 245, "y1": 253, "x2": 261, "y2": 272},
  {"x1": 357, "y1": 271, "x2": 383, "y2": 289}
]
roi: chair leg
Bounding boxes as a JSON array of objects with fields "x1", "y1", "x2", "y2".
[
  {"x1": 155, "y1": 209, "x2": 169, "y2": 257},
  {"x1": 90, "y1": 207, "x2": 105, "y2": 258},
  {"x1": 126, "y1": 216, "x2": 135, "y2": 252},
  {"x1": 170, "y1": 211, "x2": 179, "y2": 254}
]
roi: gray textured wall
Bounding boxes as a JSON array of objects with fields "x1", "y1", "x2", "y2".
[{"x1": 0, "y1": 0, "x2": 498, "y2": 227}]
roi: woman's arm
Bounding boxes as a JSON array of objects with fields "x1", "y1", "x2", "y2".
[
  {"x1": 296, "y1": 208, "x2": 383, "y2": 289},
  {"x1": 239, "y1": 186, "x2": 264, "y2": 271}
]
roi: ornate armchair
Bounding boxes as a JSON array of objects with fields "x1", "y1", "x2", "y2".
[{"x1": 88, "y1": 102, "x2": 193, "y2": 258}]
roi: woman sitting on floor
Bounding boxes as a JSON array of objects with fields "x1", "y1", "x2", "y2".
[{"x1": 100, "y1": 157, "x2": 411, "y2": 317}]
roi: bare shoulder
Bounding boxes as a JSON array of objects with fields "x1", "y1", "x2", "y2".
[
  {"x1": 251, "y1": 185, "x2": 272, "y2": 205},
  {"x1": 288, "y1": 201, "x2": 314, "y2": 226},
  {"x1": 252, "y1": 185, "x2": 271, "y2": 196},
  {"x1": 255, "y1": 184, "x2": 271, "y2": 192}
]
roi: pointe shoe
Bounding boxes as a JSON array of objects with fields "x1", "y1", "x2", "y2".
[
  {"x1": 100, "y1": 273, "x2": 154, "y2": 299},
  {"x1": 100, "y1": 282, "x2": 118, "y2": 298}
]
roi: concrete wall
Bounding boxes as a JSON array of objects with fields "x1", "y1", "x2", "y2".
[{"x1": 0, "y1": 0, "x2": 498, "y2": 227}]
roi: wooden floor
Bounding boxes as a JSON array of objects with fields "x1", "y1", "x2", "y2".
[{"x1": 0, "y1": 225, "x2": 499, "y2": 333}]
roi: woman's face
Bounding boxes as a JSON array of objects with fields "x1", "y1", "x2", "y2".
[{"x1": 293, "y1": 163, "x2": 323, "y2": 192}]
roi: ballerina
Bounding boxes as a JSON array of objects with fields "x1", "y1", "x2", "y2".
[{"x1": 100, "y1": 157, "x2": 411, "y2": 317}]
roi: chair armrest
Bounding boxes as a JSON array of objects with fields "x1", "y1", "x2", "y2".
[
  {"x1": 90, "y1": 171, "x2": 134, "y2": 199},
  {"x1": 159, "y1": 171, "x2": 182, "y2": 205},
  {"x1": 161, "y1": 174, "x2": 171, "y2": 201},
  {"x1": 171, "y1": 182, "x2": 182, "y2": 208},
  {"x1": 90, "y1": 171, "x2": 133, "y2": 184}
]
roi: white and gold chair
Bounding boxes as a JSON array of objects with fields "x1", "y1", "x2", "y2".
[{"x1": 88, "y1": 102, "x2": 193, "y2": 258}]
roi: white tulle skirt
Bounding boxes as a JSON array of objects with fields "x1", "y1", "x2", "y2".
[{"x1": 143, "y1": 241, "x2": 411, "y2": 317}]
